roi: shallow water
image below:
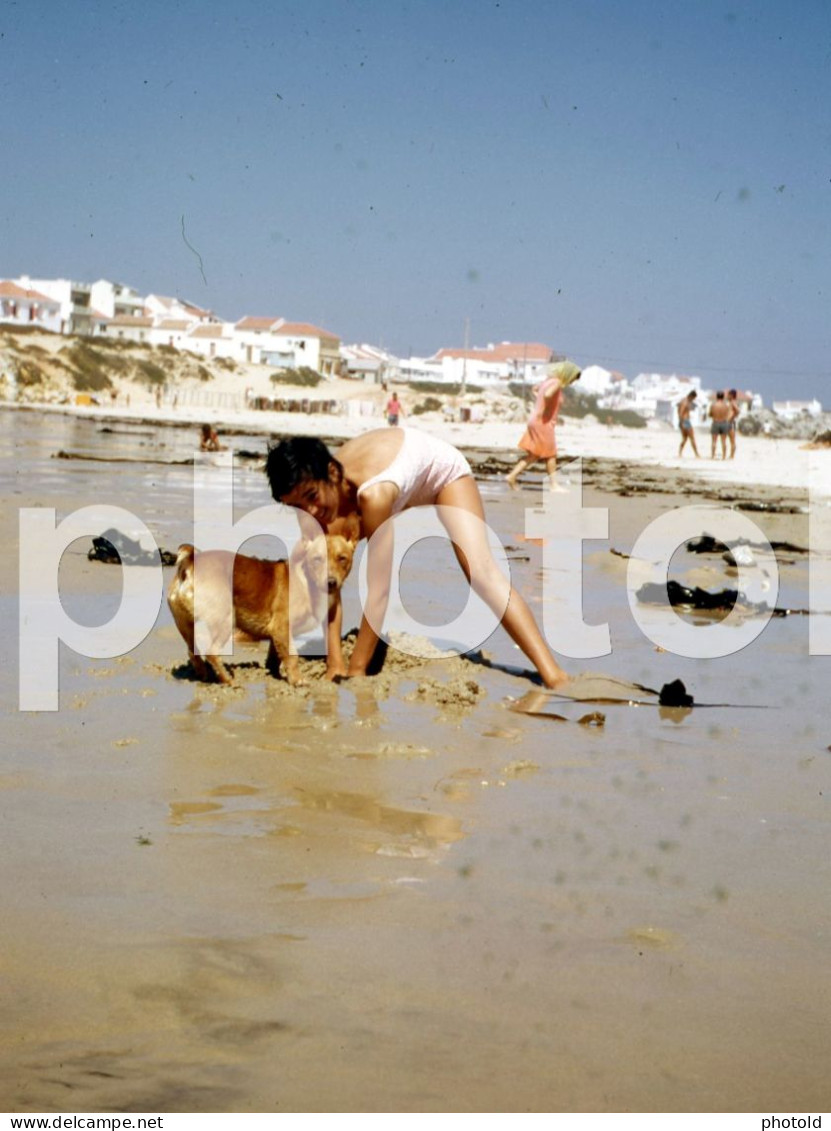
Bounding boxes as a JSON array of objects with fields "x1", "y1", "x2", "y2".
[{"x1": 2, "y1": 408, "x2": 830, "y2": 1112}]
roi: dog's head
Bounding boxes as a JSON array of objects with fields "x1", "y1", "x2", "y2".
[
  {"x1": 325, "y1": 533, "x2": 355, "y2": 594},
  {"x1": 292, "y1": 532, "x2": 355, "y2": 597}
]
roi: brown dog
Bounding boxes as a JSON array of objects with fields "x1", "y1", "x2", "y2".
[{"x1": 167, "y1": 533, "x2": 354, "y2": 685}]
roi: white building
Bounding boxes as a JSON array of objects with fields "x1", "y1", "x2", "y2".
[
  {"x1": 185, "y1": 322, "x2": 238, "y2": 361},
  {"x1": 14, "y1": 276, "x2": 95, "y2": 335},
  {"x1": 233, "y1": 317, "x2": 341, "y2": 376},
  {"x1": 89, "y1": 280, "x2": 146, "y2": 320},
  {"x1": 145, "y1": 294, "x2": 216, "y2": 324},
  {"x1": 149, "y1": 319, "x2": 194, "y2": 351},
  {"x1": 771, "y1": 398, "x2": 823, "y2": 420},
  {"x1": 101, "y1": 314, "x2": 154, "y2": 344},
  {"x1": 397, "y1": 356, "x2": 446, "y2": 384},
  {"x1": 341, "y1": 343, "x2": 400, "y2": 384},
  {"x1": 625, "y1": 373, "x2": 704, "y2": 421},
  {"x1": 404, "y1": 341, "x2": 555, "y2": 388},
  {"x1": 579, "y1": 364, "x2": 627, "y2": 398},
  {"x1": 0, "y1": 280, "x2": 62, "y2": 332}
]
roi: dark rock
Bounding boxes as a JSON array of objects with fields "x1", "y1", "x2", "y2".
[
  {"x1": 88, "y1": 528, "x2": 177, "y2": 566},
  {"x1": 659, "y1": 679, "x2": 694, "y2": 708}
]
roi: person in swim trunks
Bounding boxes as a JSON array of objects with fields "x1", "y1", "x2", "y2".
[
  {"x1": 709, "y1": 391, "x2": 732, "y2": 459},
  {"x1": 677, "y1": 390, "x2": 700, "y2": 458},
  {"x1": 265, "y1": 427, "x2": 570, "y2": 687},
  {"x1": 727, "y1": 388, "x2": 740, "y2": 458}
]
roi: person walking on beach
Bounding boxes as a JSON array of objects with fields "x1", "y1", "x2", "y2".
[
  {"x1": 677, "y1": 390, "x2": 700, "y2": 458},
  {"x1": 386, "y1": 391, "x2": 403, "y2": 426},
  {"x1": 709, "y1": 391, "x2": 732, "y2": 459},
  {"x1": 266, "y1": 428, "x2": 570, "y2": 688},
  {"x1": 505, "y1": 359, "x2": 581, "y2": 492},
  {"x1": 727, "y1": 388, "x2": 740, "y2": 458}
]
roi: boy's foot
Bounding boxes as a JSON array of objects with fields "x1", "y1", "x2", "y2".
[{"x1": 542, "y1": 668, "x2": 571, "y2": 690}]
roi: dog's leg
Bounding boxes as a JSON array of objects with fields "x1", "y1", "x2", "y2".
[
  {"x1": 272, "y1": 632, "x2": 306, "y2": 686},
  {"x1": 283, "y1": 653, "x2": 304, "y2": 686},
  {"x1": 265, "y1": 641, "x2": 282, "y2": 679},
  {"x1": 188, "y1": 651, "x2": 211, "y2": 681},
  {"x1": 205, "y1": 654, "x2": 233, "y2": 684}
]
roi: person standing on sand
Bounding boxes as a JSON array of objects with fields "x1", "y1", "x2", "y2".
[
  {"x1": 709, "y1": 391, "x2": 732, "y2": 459},
  {"x1": 677, "y1": 390, "x2": 700, "y2": 457},
  {"x1": 265, "y1": 428, "x2": 570, "y2": 689},
  {"x1": 727, "y1": 388, "x2": 740, "y2": 458},
  {"x1": 505, "y1": 359, "x2": 581, "y2": 492},
  {"x1": 386, "y1": 391, "x2": 403, "y2": 426}
]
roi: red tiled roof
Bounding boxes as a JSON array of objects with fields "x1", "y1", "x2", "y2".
[
  {"x1": 235, "y1": 316, "x2": 281, "y2": 331},
  {"x1": 0, "y1": 280, "x2": 58, "y2": 303},
  {"x1": 156, "y1": 319, "x2": 191, "y2": 331},
  {"x1": 190, "y1": 325, "x2": 227, "y2": 339},
  {"x1": 276, "y1": 321, "x2": 339, "y2": 340},
  {"x1": 435, "y1": 341, "x2": 553, "y2": 363},
  {"x1": 108, "y1": 315, "x2": 153, "y2": 327},
  {"x1": 179, "y1": 300, "x2": 213, "y2": 318},
  {"x1": 151, "y1": 294, "x2": 214, "y2": 318}
]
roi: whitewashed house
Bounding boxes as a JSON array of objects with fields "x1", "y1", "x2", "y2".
[
  {"x1": 145, "y1": 294, "x2": 216, "y2": 325},
  {"x1": 579, "y1": 364, "x2": 624, "y2": 398},
  {"x1": 398, "y1": 356, "x2": 446, "y2": 384},
  {"x1": 186, "y1": 322, "x2": 238, "y2": 361},
  {"x1": 772, "y1": 398, "x2": 823, "y2": 420},
  {"x1": 149, "y1": 319, "x2": 194, "y2": 351},
  {"x1": 14, "y1": 276, "x2": 94, "y2": 335},
  {"x1": 341, "y1": 343, "x2": 400, "y2": 384},
  {"x1": 89, "y1": 280, "x2": 146, "y2": 320},
  {"x1": 101, "y1": 314, "x2": 154, "y2": 344},
  {"x1": 233, "y1": 317, "x2": 341, "y2": 376},
  {"x1": 0, "y1": 281, "x2": 62, "y2": 332},
  {"x1": 394, "y1": 341, "x2": 560, "y2": 389},
  {"x1": 626, "y1": 373, "x2": 703, "y2": 421}
]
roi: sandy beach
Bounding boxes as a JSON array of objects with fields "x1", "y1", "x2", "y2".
[
  {"x1": 2, "y1": 402, "x2": 830, "y2": 1113},
  {"x1": 21, "y1": 385, "x2": 831, "y2": 497}
]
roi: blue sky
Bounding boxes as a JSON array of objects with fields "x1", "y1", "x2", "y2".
[{"x1": 2, "y1": 0, "x2": 830, "y2": 403}]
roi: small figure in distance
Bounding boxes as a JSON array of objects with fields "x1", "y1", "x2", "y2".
[
  {"x1": 709, "y1": 391, "x2": 732, "y2": 459},
  {"x1": 727, "y1": 388, "x2": 740, "y2": 458},
  {"x1": 385, "y1": 391, "x2": 403, "y2": 426},
  {"x1": 199, "y1": 423, "x2": 223, "y2": 452},
  {"x1": 505, "y1": 359, "x2": 581, "y2": 492},
  {"x1": 677, "y1": 390, "x2": 701, "y2": 458}
]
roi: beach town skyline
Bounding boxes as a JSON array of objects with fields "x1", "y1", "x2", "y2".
[
  {"x1": 3, "y1": 273, "x2": 826, "y2": 423},
  {"x1": 2, "y1": 1, "x2": 830, "y2": 409}
]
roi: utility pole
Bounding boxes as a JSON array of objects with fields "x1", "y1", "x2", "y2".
[{"x1": 461, "y1": 317, "x2": 469, "y2": 396}]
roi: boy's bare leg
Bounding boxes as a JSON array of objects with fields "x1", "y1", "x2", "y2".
[
  {"x1": 506, "y1": 455, "x2": 532, "y2": 490},
  {"x1": 437, "y1": 476, "x2": 569, "y2": 688}
]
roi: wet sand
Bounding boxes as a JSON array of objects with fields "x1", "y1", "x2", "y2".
[{"x1": 2, "y1": 409, "x2": 830, "y2": 1112}]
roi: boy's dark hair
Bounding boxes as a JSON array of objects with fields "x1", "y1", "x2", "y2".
[
  {"x1": 265, "y1": 436, "x2": 343, "y2": 499},
  {"x1": 728, "y1": 388, "x2": 737, "y2": 397},
  {"x1": 716, "y1": 390, "x2": 725, "y2": 400}
]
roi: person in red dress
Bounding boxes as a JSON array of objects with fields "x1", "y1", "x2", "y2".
[{"x1": 505, "y1": 359, "x2": 581, "y2": 491}]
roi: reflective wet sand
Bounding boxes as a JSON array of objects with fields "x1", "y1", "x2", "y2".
[{"x1": 2, "y1": 410, "x2": 830, "y2": 1112}]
